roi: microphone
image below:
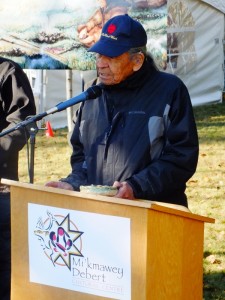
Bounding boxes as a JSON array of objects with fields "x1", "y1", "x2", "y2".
[
  {"x1": 0, "y1": 85, "x2": 102, "y2": 137},
  {"x1": 45, "y1": 85, "x2": 102, "y2": 114}
]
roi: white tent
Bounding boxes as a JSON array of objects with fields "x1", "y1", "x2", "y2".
[
  {"x1": 202, "y1": 0, "x2": 225, "y2": 13},
  {"x1": 166, "y1": 0, "x2": 224, "y2": 106},
  {"x1": 26, "y1": 0, "x2": 225, "y2": 128}
]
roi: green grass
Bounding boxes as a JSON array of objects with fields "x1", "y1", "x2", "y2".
[
  {"x1": 188, "y1": 102, "x2": 225, "y2": 300},
  {"x1": 18, "y1": 101, "x2": 225, "y2": 299}
]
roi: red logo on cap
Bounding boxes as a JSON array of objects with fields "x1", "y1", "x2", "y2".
[{"x1": 107, "y1": 24, "x2": 116, "y2": 34}]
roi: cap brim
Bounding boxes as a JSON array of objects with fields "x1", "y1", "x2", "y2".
[{"x1": 88, "y1": 39, "x2": 131, "y2": 58}]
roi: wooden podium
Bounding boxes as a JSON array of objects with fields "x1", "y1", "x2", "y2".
[{"x1": 2, "y1": 179, "x2": 214, "y2": 300}]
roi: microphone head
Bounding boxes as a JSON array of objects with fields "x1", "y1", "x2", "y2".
[{"x1": 86, "y1": 85, "x2": 102, "y2": 99}]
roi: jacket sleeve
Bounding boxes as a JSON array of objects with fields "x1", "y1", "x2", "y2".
[
  {"x1": 126, "y1": 83, "x2": 199, "y2": 201},
  {"x1": 60, "y1": 105, "x2": 88, "y2": 190},
  {"x1": 0, "y1": 62, "x2": 36, "y2": 165}
]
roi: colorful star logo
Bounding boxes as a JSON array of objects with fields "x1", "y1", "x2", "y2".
[{"x1": 35, "y1": 212, "x2": 83, "y2": 270}]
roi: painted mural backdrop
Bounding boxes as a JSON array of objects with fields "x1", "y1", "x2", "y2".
[{"x1": 0, "y1": 0, "x2": 167, "y2": 70}]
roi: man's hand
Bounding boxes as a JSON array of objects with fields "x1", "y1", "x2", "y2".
[
  {"x1": 113, "y1": 181, "x2": 135, "y2": 200},
  {"x1": 45, "y1": 181, "x2": 74, "y2": 191}
]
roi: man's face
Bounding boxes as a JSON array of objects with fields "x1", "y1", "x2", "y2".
[{"x1": 96, "y1": 52, "x2": 136, "y2": 85}]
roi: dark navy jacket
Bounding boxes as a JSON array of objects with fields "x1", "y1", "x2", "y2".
[{"x1": 62, "y1": 56, "x2": 199, "y2": 206}]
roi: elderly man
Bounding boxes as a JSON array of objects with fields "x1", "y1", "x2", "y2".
[{"x1": 46, "y1": 14, "x2": 199, "y2": 207}]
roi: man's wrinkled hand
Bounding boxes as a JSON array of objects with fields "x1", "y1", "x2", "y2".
[
  {"x1": 45, "y1": 181, "x2": 74, "y2": 191},
  {"x1": 113, "y1": 181, "x2": 135, "y2": 200}
]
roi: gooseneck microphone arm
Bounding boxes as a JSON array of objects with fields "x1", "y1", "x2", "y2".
[{"x1": 0, "y1": 85, "x2": 102, "y2": 138}]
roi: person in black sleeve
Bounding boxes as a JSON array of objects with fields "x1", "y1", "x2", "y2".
[
  {"x1": 46, "y1": 14, "x2": 199, "y2": 208},
  {"x1": 0, "y1": 57, "x2": 36, "y2": 300}
]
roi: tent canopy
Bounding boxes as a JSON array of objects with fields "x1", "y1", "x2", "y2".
[{"x1": 201, "y1": 0, "x2": 225, "y2": 13}]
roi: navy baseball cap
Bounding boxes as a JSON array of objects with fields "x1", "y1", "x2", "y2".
[{"x1": 88, "y1": 14, "x2": 147, "y2": 57}]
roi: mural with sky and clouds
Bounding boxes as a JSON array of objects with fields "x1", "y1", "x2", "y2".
[{"x1": 0, "y1": 0, "x2": 167, "y2": 69}]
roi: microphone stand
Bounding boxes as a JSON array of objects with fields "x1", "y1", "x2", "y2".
[
  {"x1": 25, "y1": 119, "x2": 39, "y2": 184},
  {"x1": 0, "y1": 111, "x2": 48, "y2": 138},
  {"x1": 0, "y1": 111, "x2": 48, "y2": 184}
]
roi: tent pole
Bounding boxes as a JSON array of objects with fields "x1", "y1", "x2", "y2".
[{"x1": 66, "y1": 70, "x2": 73, "y2": 132}]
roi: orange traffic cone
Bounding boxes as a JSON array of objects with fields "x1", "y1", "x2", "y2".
[{"x1": 46, "y1": 121, "x2": 54, "y2": 137}]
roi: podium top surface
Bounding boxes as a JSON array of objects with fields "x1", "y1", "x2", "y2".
[{"x1": 1, "y1": 179, "x2": 215, "y2": 223}]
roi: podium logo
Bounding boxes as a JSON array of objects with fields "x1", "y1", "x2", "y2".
[{"x1": 34, "y1": 211, "x2": 84, "y2": 270}]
